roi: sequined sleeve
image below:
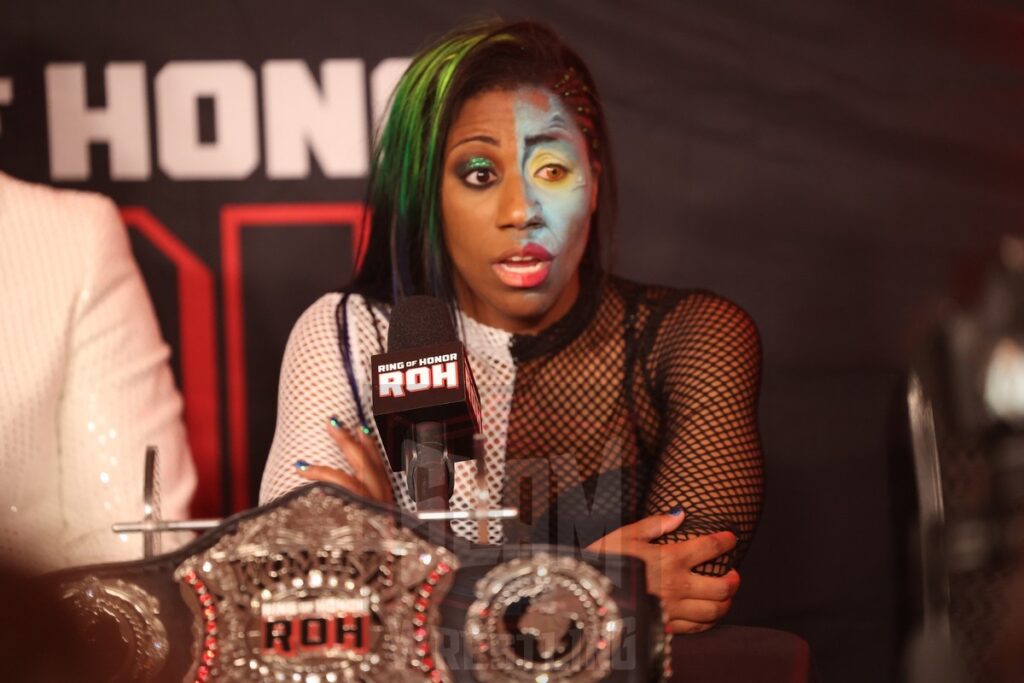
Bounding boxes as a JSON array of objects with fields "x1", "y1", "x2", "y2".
[{"x1": 57, "y1": 197, "x2": 197, "y2": 563}]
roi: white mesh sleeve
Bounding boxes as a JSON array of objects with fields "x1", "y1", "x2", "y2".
[{"x1": 260, "y1": 293, "x2": 376, "y2": 503}]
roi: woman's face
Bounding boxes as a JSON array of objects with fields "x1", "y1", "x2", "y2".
[{"x1": 441, "y1": 86, "x2": 598, "y2": 334}]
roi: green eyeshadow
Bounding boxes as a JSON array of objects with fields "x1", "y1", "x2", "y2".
[{"x1": 463, "y1": 156, "x2": 493, "y2": 172}]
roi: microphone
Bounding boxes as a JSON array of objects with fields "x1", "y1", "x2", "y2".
[{"x1": 371, "y1": 296, "x2": 482, "y2": 511}]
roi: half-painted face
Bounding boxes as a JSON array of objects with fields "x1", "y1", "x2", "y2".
[{"x1": 441, "y1": 86, "x2": 598, "y2": 334}]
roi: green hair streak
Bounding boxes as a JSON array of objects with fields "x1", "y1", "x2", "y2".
[{"x1": 371, "y1": 26, "x2": 514, "y2": 298}]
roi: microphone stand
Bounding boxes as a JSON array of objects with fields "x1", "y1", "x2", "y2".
[
  {"x1": 115, "y1": 437, "x2": 518, "y2": 547},
  {"x1": 405, "y1": 422, "x2": 454, "y2": 538},
  {"x1": 405, "y1": 427, "x2": 517, "y2": 541}
]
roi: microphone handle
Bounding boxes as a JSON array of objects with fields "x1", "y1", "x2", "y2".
[
  {"x1": 412, "y1": 456, "x2": 449, "y2": 512},
  {"x1": 409, "y1": 422, "x2": 452, "y2": 512}
]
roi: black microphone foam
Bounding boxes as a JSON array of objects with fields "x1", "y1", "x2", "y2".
[{"x1": 388, "y1": 296, "x2": 456, "y2": 351}]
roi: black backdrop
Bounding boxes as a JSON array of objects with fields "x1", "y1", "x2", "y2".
[{"x1": 3, "y1": 1, "x2": 1023, "y2": 680}]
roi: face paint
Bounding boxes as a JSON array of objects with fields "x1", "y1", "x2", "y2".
[
  {"x1": 440, "y1": 86, "x2": 596, "y2": 334},
  {"x1": 513, "y1": 92, "x2": 592, "y2": 261}
]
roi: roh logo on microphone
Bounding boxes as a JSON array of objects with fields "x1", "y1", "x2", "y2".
[
  {"x1": 376, "y1": 352, "x2": 460, "y2": 398},
  {"x1": 371, "y1": 341, "x2": 482, "y2": 469}
]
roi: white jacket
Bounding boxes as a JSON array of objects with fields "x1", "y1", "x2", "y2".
[{"x1": 0, "y1": 171, "x2": 196, "y2": 571}]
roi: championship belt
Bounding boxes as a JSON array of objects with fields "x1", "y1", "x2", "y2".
[{"x1": 50, "y1": 484, "x2": 669, "y2": 682}]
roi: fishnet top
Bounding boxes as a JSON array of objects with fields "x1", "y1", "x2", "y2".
[{"x1": 260, "y1": 274, "x2": 763, "y2": 575}]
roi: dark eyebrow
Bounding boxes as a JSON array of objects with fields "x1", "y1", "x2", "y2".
[
  {"x1": 524, "y1": 116, "x2": 573, "y2": 148},
  {"x1": 524, "y1": 133, "x2": 569, "y2": 148},
  {"x1": 450, "y1": 134, "x2": 499, "y2": 150}
]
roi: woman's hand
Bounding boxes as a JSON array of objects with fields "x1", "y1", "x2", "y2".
[
  {"x1": 294, "y1": 417, "x2": 394, "y2": 504},
  {"x1": 586, "y1": 511, "x2": 741, "y2": 634}
]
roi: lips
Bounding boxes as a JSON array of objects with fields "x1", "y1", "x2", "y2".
[{"x1": 492, "y1": 243, "x2": 553, "y2": 288}]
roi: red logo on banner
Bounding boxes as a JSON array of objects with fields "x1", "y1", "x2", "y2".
[
  {"x1": 123, "y1": 203, "x2": 369, "y2": 514},
  {"x1": 221, "y1": 203, "x2": 369, "y2": 510}
]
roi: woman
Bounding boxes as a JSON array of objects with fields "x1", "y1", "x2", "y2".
[{"x1": 260, "y1": 20, "x2": 763, "y2": 634}]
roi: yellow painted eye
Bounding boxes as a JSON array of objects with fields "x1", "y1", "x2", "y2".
[{"x1": 536, "y1": 164, "x2": 569, "y2": 182}]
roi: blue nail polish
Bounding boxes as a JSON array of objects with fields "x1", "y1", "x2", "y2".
[
  {"x1": 669, "y1": 505, "x2": 684, "y2": 516},
  {"x1": 295, "y1": 459, "x2": 311, "y2": 472},
  {"x1": 360, "y1": 423, "x2": 372, "y2": 435},
  {"x1": 328, "y1": 415, "x2": 341, "y2": 429}
]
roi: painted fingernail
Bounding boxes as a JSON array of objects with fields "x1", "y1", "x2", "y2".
[
  {"x1": 328, "y1": 415, "x2": 341, "y2": 430},
  {"x1": 295, "y1": 459, "x2": 311, "y2": 472},
  {"x1": 359, "y1": 422, "x2": 372, "y2": 436},
  {"x1": 669, "y1": 505, "x2": 684, "y2": 516}
]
